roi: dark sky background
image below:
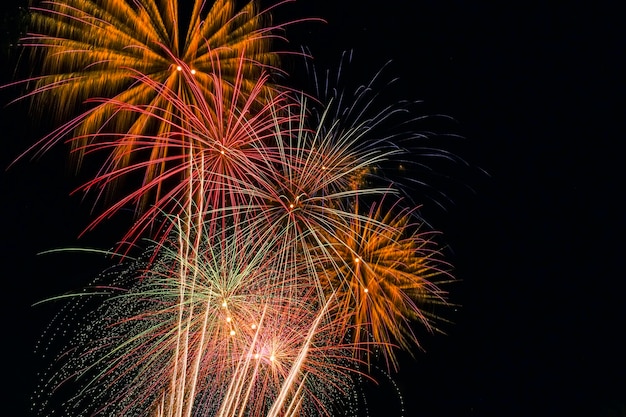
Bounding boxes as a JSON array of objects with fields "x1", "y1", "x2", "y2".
[{"x1": 1, "y1": 1, "x2": 625, "y2": 416}]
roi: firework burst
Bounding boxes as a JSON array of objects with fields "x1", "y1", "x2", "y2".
[
  {"x1": 9, "y1": 0, "x2": 296, "y2": 224},
  {"x1": 21, "y1": 0, "x2": 283, "y2": 129},
  {"x1": 64, "y1": 53, "x2": 297, "y2": 248},
  {"x1": 32, "y1": 212, "x2": 368, "y2": 417},
  {"x1": 318, "y1": 196, "x2": 453, "y2": 368}
]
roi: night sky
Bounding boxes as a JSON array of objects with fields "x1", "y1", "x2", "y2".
[{"x1": 1, "y1": 1, "x2": 625, "y2": 416}]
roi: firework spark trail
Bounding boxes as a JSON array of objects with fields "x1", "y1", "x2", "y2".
[
  {"x1": 265, "y1": 291, "x2": 335, "y2": 417},
  {"x1": 20, "y1": 0, "x2": 284, "y2": 127}
]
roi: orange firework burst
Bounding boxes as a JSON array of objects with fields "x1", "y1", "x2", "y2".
[
  {"x1": 318, "y1": 197, "x2": 453, "y2": 368},
  {"x1": 23, "y1": 0, "x2": 282, "y2": 123},
  {"x1": 14, "y1": 0, "x2": 291, "y2": 216}
]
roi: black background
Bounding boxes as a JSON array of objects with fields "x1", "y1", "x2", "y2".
[{"x1": 2, "y1": 1, "x2": 625, "y2": 416}]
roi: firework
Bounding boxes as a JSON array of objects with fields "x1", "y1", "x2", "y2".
[
  {"x1": 12, "y1": 2, "x2": 460, "y2": 416},
  {"x1": 11, "y1": 0, "x2": 292, "y2": 220},
  {"x1": 67, "y1": 53, "x2": 296, "y2": 249},
  {"x1": 33, "y1": 212, "x2": 367, "y2": 417},
  {"x1": 318, "y1": 197, "x2": 453, "y2": 369}
]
